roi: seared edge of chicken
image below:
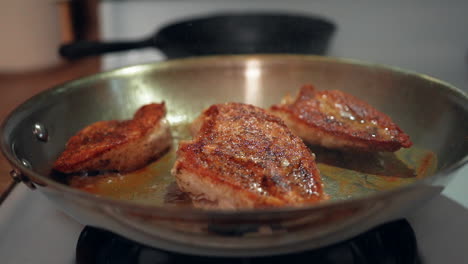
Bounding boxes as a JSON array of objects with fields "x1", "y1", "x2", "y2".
[
  {"x1": 53, "y1": 103, "x2": 172, "y2": 173},
  {"x1": 270, "y1": 85, "x2": 412, "y2": 152},
  {"x1": 172, "y1": 102, "x2": 324, "y2": 209}
]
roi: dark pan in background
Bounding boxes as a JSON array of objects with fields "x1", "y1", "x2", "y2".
[{"x1": 59, "y1": 13, "x2": 336, "y2": 59}]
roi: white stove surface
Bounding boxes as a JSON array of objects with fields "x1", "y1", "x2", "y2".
[
  {"x1": 1, "y1": 1, "x2": 467, "y2": 263},
  {"x1": 1, "y1": 168, "x2": 467, "y2": 264}
]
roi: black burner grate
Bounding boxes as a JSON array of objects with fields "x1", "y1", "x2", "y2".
[{"x1": 76, "y1": 219, "x2": 420, "y2": 264}]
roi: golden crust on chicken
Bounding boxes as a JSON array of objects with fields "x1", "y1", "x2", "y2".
[
  {"x1": 271, "y1": 85, "x2": 412, "y2": 152},
  {"x1": 172, "y1": 102, "x2": 324, "y2": 209},
  {"x1": 53, "y1": 103, "x2": 172, "y2": 173}
]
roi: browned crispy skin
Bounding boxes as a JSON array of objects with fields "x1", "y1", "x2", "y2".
[
  {"x1": 172, "y1": 103, "x2": 324, "y2": 209},
  {"x1": 270, "y1": 85, "x2": 412, "y2": 152},
  {"x1": 53, "y1": 103, "x2": 172, "y2": 173}
]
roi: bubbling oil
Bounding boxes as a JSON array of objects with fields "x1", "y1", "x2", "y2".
[{"x1": 64, "y1": 122, "x2": 437, "y2": 205}]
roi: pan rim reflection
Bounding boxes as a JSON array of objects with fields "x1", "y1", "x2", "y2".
[{"x1": 244, "y1": 59, "x2": 262, "y2": 106}]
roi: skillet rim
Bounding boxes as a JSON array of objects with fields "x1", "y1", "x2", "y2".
[{"x1": 1, "y1": 54, "x2": 467, "y2": 218}]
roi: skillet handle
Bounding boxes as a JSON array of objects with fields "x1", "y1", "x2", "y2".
[
  {"x1": 0, "y1": 179, "x2": 19, "y2": 204},
  {"x1": 0, "y1": 169, "x2": 32, "y2": 204},
  {"x1": 59, "y1": 39, "x2": 153, "y2": 60},
  {"x1": 9, "y1": 169, "x2": 35, "y2": 190}
]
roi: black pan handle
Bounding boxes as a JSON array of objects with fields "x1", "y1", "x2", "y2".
[{"x1": 59, "y1": 39, "x2": 153, "y2": 60}]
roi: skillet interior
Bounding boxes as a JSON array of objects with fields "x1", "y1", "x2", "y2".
[
  {"x1": 6, "y1": 55, "x2": 467, "y2": 192},
  {"x1": 2, "y1": 55, "x2": 467, "y2": 255}
]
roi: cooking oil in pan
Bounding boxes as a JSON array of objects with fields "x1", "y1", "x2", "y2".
[
  {"x1": 67, "y1": 123, "x2": 191, "y2": 206},
  {"x1": 66, "y1": 123, "x2": 437, "y2": 205},
  {"x1": 312, "y1": 146, "x2": 437, "y2": 201}
]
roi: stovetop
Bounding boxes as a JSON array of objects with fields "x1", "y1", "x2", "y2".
[{"x1": 76, "y1": 220, "x2": 419, "y2": 264}]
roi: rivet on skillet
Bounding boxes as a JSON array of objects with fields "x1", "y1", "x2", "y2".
[
  {"x1": 21, "y1": 158, "x2": 32, "y2": 169},
  {"x1": 33, "y1": 123, "x2": 48, "y2": 142}
]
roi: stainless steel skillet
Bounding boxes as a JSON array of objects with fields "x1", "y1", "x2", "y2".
[{"x1": 1, "y1": 55, "x2": 467, "y2": 257}]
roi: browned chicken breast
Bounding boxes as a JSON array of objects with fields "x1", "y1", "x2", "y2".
[
  {"x1": 270, "y1": 85, "x2": 412, "y2": 152},
  {"x1": 53, "y1": 103, "x2": 172, "y2": 173},
  {"x1": 172, "y1": 102, "x2": 324, "y2": 209}
]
